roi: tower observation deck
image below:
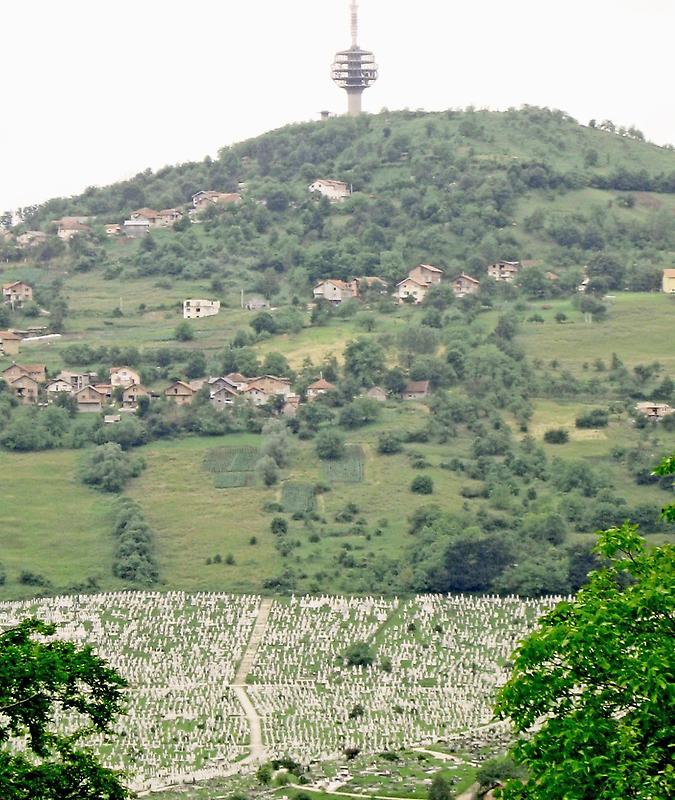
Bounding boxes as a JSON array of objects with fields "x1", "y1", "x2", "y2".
[{"x1": 331, "y1": 1, "x2": 378, "y2": 116}]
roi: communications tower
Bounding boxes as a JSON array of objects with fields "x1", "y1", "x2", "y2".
[{"x1": 331, "y1": 1, "x2": 378, "y2": 116}]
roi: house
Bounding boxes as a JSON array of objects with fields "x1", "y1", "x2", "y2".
[
  {"x1": 224, "y1": 373, "x2": 249, "y2": 390},
  {"x1": 662, "y1": 269, "x2": 675, "y2": 294},
  {"x1": 164, "y1": 380, "x2": 195, "y2": 405},
  {"x1": 3, "y1": 281, "x2": 33, "y2": 308},
  {"x1": 307, "y1": 378, "x2": 336, "y2": 400},
  {"x1": 244, "y1": 296, "x2": 270, "y2": 311},
  {"x1": 635, "y1": 402, "x2": 675, "y2": 420},
  {"x1": 110, "y1": 366, "x2": 141, "y2": 387},
  {"x1": 408, "y1": 264, "x2": 443, "y2": 286},
  {"x1": 45, "y1": 377, "x2": 73, "y2": 398},
  {"x1": 93, "y1": 384, "x2": 113, "y2": 401},
  {"x1": 183, "y1": 298, "x2": 220, "y2": 319},
  {"x1": 9, "y1": 374, "x2": 40, "y2": 404},
  {"x1": 122, "y1": 384, "x2": 150, "y2": 409},
  {"x1": 282, "y1": 395, "x2": 300, "y2": 417},
  {"x1": 313, "y1": 279, "x2": 356, "y2": 305},
  {"x1": 451, "y1": 273, "x2": 480, "y2": 297},
  {"x1": 210, "y1": 385, "x2": 238, "y2": 410},
  {"x1": 103, "y1": 223, "x2": 121, "y2": 236},
  {"x1": 208, "y1": 376, "x2": 239, "y2": 394},
  {"x1": 192, "y1": 191, "x2": 242, "y2": 210},
  {"x1": 308, "y1": 179, "x2": 350, "y2": 201},
  {"x1": 157, "y1": 208, "x2": 183, "y2": 227},
  {"x1": 123, "y1": 218, "x2": 151, "y2": 237},
  {"x1": 0, "y1": 330, "x2": 21, "y2": 356},
  {"x1": 366, "y1": 386, "x2": 387, "y2": 402},
  {"x1": 104, "y1": 414, "x2": 122, "y2": 424},
  {"x1": 577, "y1": 276, "x2": 590, "y2": 293},
  {"x1": 487, "y1": 260, "x2": 521, "y2": 282},
  {"x1": 57, "y1": 219, "x2": 89, "y2": 240},
  {"x1": 74, "y1": 385, "x2": 106, "y2": 413},
  {"x1": 242, "y1": 385, "x2": 268, "y2": 406},
  {"x1": 246, "y1": 375, "x2": 293, "y2": 399},
  {"x1": 130, "y1": 208, "x2": 161, "y2": 227},
  {"x1": 15, "y1": 231, "x2": 47, "y2": 248},
  {"x1": 1, "y1": 363, "x2": 46, "y2": 384},
  {"x1": 396, "y1": 277, "x2": 428, "y2": 304},
  {"x1": 56, "y1": 370, "x2": 97, "y2": 391},
  {"x1": 402, "y1": 380, "x2": 431, "y2": 401}
]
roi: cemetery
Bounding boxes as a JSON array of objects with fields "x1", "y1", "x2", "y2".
[{"x1": 0, "y1": 591, "x2": 562, "y2": 793}]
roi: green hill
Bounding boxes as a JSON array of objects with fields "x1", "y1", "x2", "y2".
[{"x1": 0, "y1": 108, "x2": 674, "y2": 602}]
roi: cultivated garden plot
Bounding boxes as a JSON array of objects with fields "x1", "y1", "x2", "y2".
[
  {"x1": 322, "y1": 445, "x2": 365, "y2": 483},
  {"x1": 203, "y1": 446, "x2": 260, "y2": 489},
  {"x1": 1, "y1": 592, "x2": 563, "y2": 789},
  {"x1": 281, "y1": 483, "x2": 316, "y2": 514}
]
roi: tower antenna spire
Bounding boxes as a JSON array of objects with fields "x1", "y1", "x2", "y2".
[
  {"x1": 351, "y1": 1, "x2": 358, "y2": 47},
  {"x1": 331, "y1": 0, "x2": 379, "y2": 116}
]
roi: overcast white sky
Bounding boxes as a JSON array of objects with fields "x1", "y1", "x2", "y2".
[{"x1": 1, "y1": 0, "x2": 673, "y2": 212}]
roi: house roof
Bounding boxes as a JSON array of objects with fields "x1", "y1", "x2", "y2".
[
  {"x1": 417, "y1": 264, "x2": 443, "y2": 273},
  {"x1": 58, "y1": 220, "x2": 88, "y2": 231},
  {"x1": 158, "y1": 208, "x2": 182, "y2": 215},
  {"x1": 663, "y1": 268, "x2": 675, "y2": 278},
  {"x1": 213, "y1": 385, "x2": 238, "y2": 396},
  {"x1": 165, "y1": 380, "x2": 194, "y2": 393},
  {"x1": 308, "y1": 378, "x2": 336, "y2": 391},
  {"x1": 123, "y1": 218, "x2": 150, "y2": 226},
  {"x1": 3, "y1": 281, "x2": 30, "y2": 290},
  {"x1": 311, "y1": 179, "x2": 348, "y2": 188},
  {"x1": 224, "y1": 372, "x2": 248, "y2": 383},
  {"x1": 396, "y1": 277, "x2": 427, "y2": 288},
  {"x1": 21, "y1": 364, "x2": 46, "y2": 373},
  {"x1": 0, "y1": 330, "x2": 21, "y2": 340},
  {"x1": 110, "y1": 366, "x2": 139, "y2": 375},
  {"x1": 74, "y1": 385, "x2": 105, "y2": 397},
  {"x1": 9, "y1": 374, "x2": 39, "y2": 387},
  {"x1": 403, "y1": 380, "x2": 430, "y2": 394},
  {"x1": 454, "y1": 273, "x2": 480, "y2": 284},
  {"x1": 131, "y1": 208, "x2": 160, "y2": 218}
]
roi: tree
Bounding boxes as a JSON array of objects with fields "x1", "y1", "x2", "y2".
[
  {"x1": 250, "y1": 312, "x2": 277, "y2": 335},
  {"x1": 256, "y1": 456, "x2": 279, "y2": 487},
  {"x1": 428, "y1": 773, "x2": 454, "y2": 800},
  {"x1": 339, "y1": 398, "x2": 381, "y2": 429},
  {"x1": 343, "y1": 338, "x2": 385, "y2": 387},
  {"x1": 174, "y1": 321, "x2": 194, "y2": 341},
  {"x1": 344, "y1": 641, "x2": 374, "y2": 667},
  {"x1": 411, "y1": 475, "x2": 433, "y2": 494},
  {"x1": 78, "y1": 443, "x2": 145, "y2": 492},
  {"x1": 377, "y1": 431, "x2": 403, "y2": 454},
  {"x1": 0, "y1": 618, "x2": 129, "y2": 799},
  {"x1": 315, "y1": 429, "x2": 346, "y2": 460},
  {"x1": 495, "y1": 517, "x2": 675, "y2": 799}
]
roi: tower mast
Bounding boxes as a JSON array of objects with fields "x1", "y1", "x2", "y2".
[{"x1": 331, "y1": 0, "x2": 379, "y2": 116}]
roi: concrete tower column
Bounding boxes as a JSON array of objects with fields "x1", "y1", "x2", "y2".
[{"x1": 347, "y1": 90, "x2": 363, "y2": 117}]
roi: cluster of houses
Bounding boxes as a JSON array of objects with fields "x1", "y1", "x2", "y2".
[{"x1": 312, "y1": 259, "x2": 551, "y2": 308}]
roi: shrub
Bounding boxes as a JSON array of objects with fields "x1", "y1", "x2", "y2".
[
  {"x1": 271, "y1": 517, "x2": 288, "y2": 536},
  {"x1": 19, "y1": 570, "x2": 51, "y2": 587},
  {"x1": 256, "y1": 455, "x2": 279, "y2": 487},
  {"x1": 411, "y1": 475, "x2": 434, "y2": 494},
  {"x1": 0, "y1": 563, "x2": 5, "y2": 586},
  {"x1": 377, "y1": 432, "x2": 403, "y2": 454},
  {"x1": 544, "y1": 428, "x2": 569, "y2": 444},
  {"x1": 344, "y1": 641, "x2": 374, "y2": 667},
  {"x1": 174, "y1": 321, "x2": 194, "y2": 341},
  {"x1": 314, "y1": 429, "x2": 346, "y2": 460},
  {"x1": 78, "y1": 443, "x2": 145, "y2": 493},
  {"x1": 576, "y1": 409, "x2": 609, "y2": 428}
]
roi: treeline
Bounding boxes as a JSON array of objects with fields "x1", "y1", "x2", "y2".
[{"x1": 111, "y1": 498, "x2": 159, "y2": 585}]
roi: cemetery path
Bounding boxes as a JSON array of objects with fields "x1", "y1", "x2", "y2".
[
  {"x1": 411, "y1": 747, "x2": 464, "y2": 764},
  {"x1": 233, "y1": 598, "x2": 274, "y2": 763}
]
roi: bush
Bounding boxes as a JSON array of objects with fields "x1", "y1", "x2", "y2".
[
  {"x1": 411, "y1": 475, "x2": 434, "y2": 494},
  {"x1": 339, "y1": 398, "x2": 381, "y2": 429},
  {"x1": 576, "y1": 409, "x2": 609, "y2": 428},
  {"x1": 78, "y1": 443, "x2": 145, "y2": 492},
  {"x1": 377, "y1": 431, "x2": 403, "y2": 454},
  {"x1": 314, "y1": 429, "x2": 346, "y2": 460},
  {"x1": 544, "y1": 428, "x2": 569, "y2": 444},
  {"x1": 256, "y1": 455, "x2": 279, "y2": 487},
  {"x1": 344, "y1": 641, "x2": 374, "y2": 667},
  {"x1": 174, "y1": 321, "x2": 194, "y2": 341},
  {"x1": 19, "y1": 570, "x2": 51, "y2": 587},
  {"x1": 111, "y1": 498, "x2": 159, "y2": 584},
  {"x1": 271, "y1": 517, "x2": 288, "y2": 536},
  {"x1": 0, "y1": 563, "x2": 5, "y2": 586}
]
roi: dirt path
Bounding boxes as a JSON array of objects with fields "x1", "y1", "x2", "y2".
[{"x1": 233, "y1": 598, "x2": 274, "y2": 764}]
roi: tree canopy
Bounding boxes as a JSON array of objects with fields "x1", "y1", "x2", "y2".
[
  {"x1": 0, "y1": 618, "x2": 129, "y2": 799},
  {"x1": 494, "y1": 457, "x2": 675, "y2": 799}
]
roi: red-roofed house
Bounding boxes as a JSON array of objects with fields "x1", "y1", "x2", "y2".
[{"x1": 402, "y1": 380, "x2": 430, "y2": 401}]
